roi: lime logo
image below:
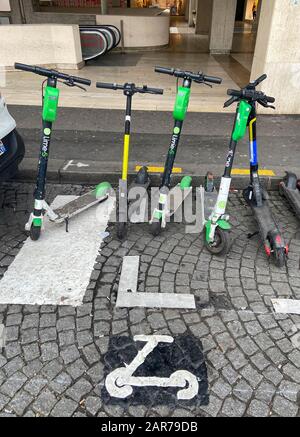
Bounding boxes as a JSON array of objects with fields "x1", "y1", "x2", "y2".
[
  {"x1": 44, "y1": 128, "x2": 51, "y2": 136},
  {"x1": 174, "y1": 127, "x2": 180, "y2": 135},
  {"x1": 218, "y1": 201, "x2": 227, "y2": 209}
]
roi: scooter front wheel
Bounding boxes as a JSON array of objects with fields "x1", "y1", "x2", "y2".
[
  {"x1": 204, "y1": 228, "x2": 231, "y2": 256},
  {"x1": 117, "y1": 222, "x2": 127, "y2": 240},
  {"x1": 150, "y1": 220, "x2": 162, "y2": 237},
  {"x1": 30, "y1": 225, "x2": 41, "y2": 241},
  {"x1": 273, "y1": 247, "x2": 286, "y2": 268}
]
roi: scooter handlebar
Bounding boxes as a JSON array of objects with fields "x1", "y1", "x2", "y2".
[
  {"x1": 227, "y1": 89, "x2": 242, "y2": 97},
  {"x1": 15, "y1": 63, "x2": 91, "y2": 86},
  {"x1": 155, "y1": 66, "x2": 222, "y2": 85},
  {"x1": 96, "y1": 82, "x2": 122, "y2": 90},
  {"x1": 15, "y1": 63, "x2": 37, "y2": 74},
  {"x1": 266, "y1": 95, "x2": 275, "y2": 103},
  {"x1": 138, "y1": 86, "x2": 164, "y2": 95},
  {"x1": 155, "y1": 66, "x2": 174, "y2": 76},
  {"x1": 203, "y1": 75, "x2": 222, "y2": 85},
  {"x1": 96, "y1": 82, "x2": 164, "y2": 95}
]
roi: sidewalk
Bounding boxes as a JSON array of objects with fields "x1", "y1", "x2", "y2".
[{"x1": 0, "y1": 182, "x2": 299, "y2": 417}]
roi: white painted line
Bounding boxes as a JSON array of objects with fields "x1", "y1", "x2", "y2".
[
  {"x1": 116, "y1": 291, "x2": 196, "y2": 310},
  {"x1": 118, "y1": 256, "x2": 140, "y2": 294},
  {"x1": 106, "y1": 335, "x2": 199, "y2": 400},
  {"x1": 0, "y1": 195, "x2": 115, "y2": 307},
  {"x1": 0, "y1": 324, "x2": 6, "y2": 348},
  {"x1": 272, "y1": 299, "x2": 300, "y2": 315}
]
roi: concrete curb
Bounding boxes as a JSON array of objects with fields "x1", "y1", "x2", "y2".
[{"x1": 13, "y1": 158, "x2": 294, "y2": 191}]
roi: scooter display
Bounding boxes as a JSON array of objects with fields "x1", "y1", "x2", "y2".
[
  {"x1": 15, "y1": 63, "x2": 111, "y2": 241},
  {"x1": 279, "y1": 172, "x2": 300, "y2": 219},
  {"x1": 0, "y1": 95, "x2": 25, "y2": 182},
  {"x1": 150, "y1": 66, "x2": 222, "y2": 237},
  {"x1": 208, "y1": 74, "x2": 288, "y2": 267},
  {"x1": 96, "y1": 81, "x2": 164, "y2": 240}
]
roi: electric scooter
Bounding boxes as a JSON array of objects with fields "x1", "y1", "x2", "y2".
[
  {"x1": 0, "y1": 95, "x2": 25, "y2": 182},
  {"x1": 150, "y1": 66, "x2": 222, "y2": 237},
  {"x1": 15, "y1": 63, "x2": 111, "y2": 241},
  {"x1": 205, "y1": 74, "x2": 288, "y2": 267},
  {"x1": 279, "y1": 172, "x2": 300, "y2": 219},
  {"x1": 96, "y1": 81, "x2": 164, "y2": 240}
]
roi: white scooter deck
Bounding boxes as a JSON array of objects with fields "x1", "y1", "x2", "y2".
[{"x1": 50, "y1": 191, "x2": 109, "y2": 224}]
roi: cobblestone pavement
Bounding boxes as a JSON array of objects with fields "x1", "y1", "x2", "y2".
[{"x1": 0, "y1": 182, "x2": 300, "y2": 417}]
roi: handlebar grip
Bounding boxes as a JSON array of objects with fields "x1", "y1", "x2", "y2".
[
  {"x1": 155, "y1": 66, "x2": 174, "y2": 76},
  {"x1": 255, "y1": 74, "x2": 267, "y2": 85},
  {"x1": 145, "y1": 87, "x2": 164, "y2": 95},
  {"x1": 266, "y1": 95, "x2": 275, "y2": 103},
  {"x1": 15, "y1": 63, "x2": 36, "y2": 73},
  {"x1": 224, "y1": 97, "x2": 236, "y2": 108},
  {"x1": 204, "y1": 75, "x2": 222, "y2": 85},
  {"x1": 71, "y1": 76, "x2": 91, "y2": 86},
  {"x1": 227, "y1": 89, "x2": 242, "y2": 97},
  {"x1": 96, "y1": 82, "x2": 118, "y2": 90}
]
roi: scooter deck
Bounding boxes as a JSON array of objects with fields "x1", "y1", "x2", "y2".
[
  {"x1": 251, "y1": 200, "x2": 281, "y2": 240},
  {"x1": 51, "y1": 191, "x2": 108, "y2": 223},
  {"x1": 281, "y1": 185, "x2": 300, "y2": 218}
]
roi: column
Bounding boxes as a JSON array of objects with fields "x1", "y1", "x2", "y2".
[
  {"x1": 101, "y1": 0, "x2": 109, "y2": 14},
  {"x1": 251, "y1": 0, "x2": 300, "y2": 114},
  {"x1": 195, "y1": 0, "x2": 212, "y2": 34},
  {"x1": 209, "y1": 0, "x2": 237, "y2": 54}
]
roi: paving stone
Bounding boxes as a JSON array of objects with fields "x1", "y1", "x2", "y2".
[
  {"x1": 85, "y1": 396, "x2": 103, "y2": 416},
  {"x1": 233, "y1": 379, "x2": 253, "y2": 402},
  {"x1": 0, "y1": 371, "x2": 27, "y2": 397},
  {"x1": 32, "y1": 389, "x2": 57, "y2": 416},
  {"x1": 8, "y1": 390, "x2": 33, "y2": 416},
  {"x1": 240, "y1": 365, "x2": 263, "y2": 389},
  {"x1": 272, "y1": 395, "x2": 299, "y2": 417},
  {"x1": 49, "y1": 372, "x2": 72, "y2": 395},
  {"x1": 247, "y1": 399, "x2": 270, "y2": 417},
  {"x1": 50, "y1": 398, "x2": 78, "y2": 417},
  {"x1": 41, "y1": 343, "x2": 59, "y2": 362},
  {"x1": 221, "y1": 398, "x2": 247, "y2": 417},
  {"x1": 60, "y1": 345, "x2": 80, "y2": 365},
  {"x1": 66, "y1": 379, "x2": 93, "y2": 402}
]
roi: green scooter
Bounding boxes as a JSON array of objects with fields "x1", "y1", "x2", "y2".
[
  {"x1": 150, "y1": 66, "x2": 222, "y2": 236},
  {"x1": 204, "y1": 74, "x2": 288, "y2": 266},
  {"x1": 15, "y1": 63, "x2": 111, "y2": 241}
]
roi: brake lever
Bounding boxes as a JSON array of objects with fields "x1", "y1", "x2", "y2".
[
  {"x1": 194, "y1": 80, "x2": 212, "y2": 88},
  {"x1": 62, "y1": 80, "x2": 87, "y2": 92},
  {"x1": 257, "y1": 99, "x2": 275, "y2": 110}
]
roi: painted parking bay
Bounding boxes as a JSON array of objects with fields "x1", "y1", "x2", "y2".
[{"x1": 0, "y1": 195, "x2": 115, "y2": 306}]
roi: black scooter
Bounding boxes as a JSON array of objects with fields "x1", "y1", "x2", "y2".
[
  {"x1": 0, "y1": 95, "x2": 25, "y2": 182},
  {"x1": 279, "y1": 172, "x2": 300, "y2": 219},
  {"x1": 96, "y1": 81, "x2": 164, "y2": 240},
  {"x1": 224, "y1": 74, "x2": 288, "y2": 267}
]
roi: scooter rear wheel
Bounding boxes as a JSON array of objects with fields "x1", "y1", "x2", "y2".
[
  {"x1": 150, "y1": 220, "x2": 162, "y2": 237},
  {"x1": 273, "y1": 247, "x2": 286, "y2": 268},
  {"x1": 30, "y1": 225, "x2": 41, "y2": 241},
  {"x1": 204, "y1": 228, "x2": 231, "y2": 256},
  {"x1": 117, "y1": 222, "x2": 127, "y2": 240}
]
